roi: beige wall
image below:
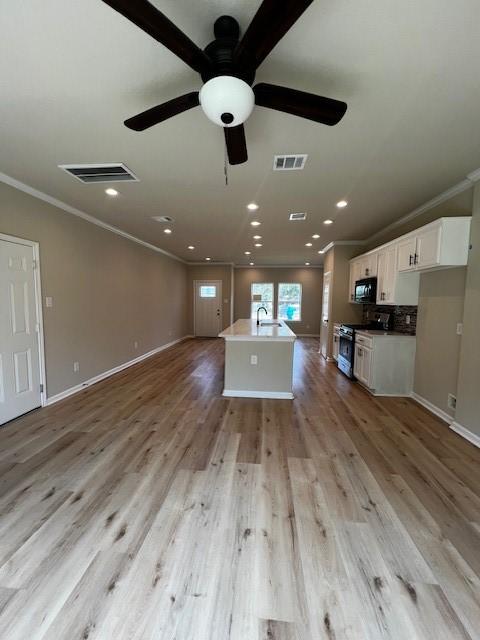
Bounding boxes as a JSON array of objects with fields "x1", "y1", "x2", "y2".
[
  {"x1": 234, "y1": 267, "x2": 323, "y2": 335},
  {"x1": 414, "y1": 268, "x2": 466, "y2": 416},
  {"x1": 186, "y1": 264, "x2": 233, "y2": 333},
  {"x1": 455, "y1": 182, "x2": 480, "y2": 437},
  {"x1": 320, "y1": 245, "x2": 363, "y2": 359},
  {"x1": 0, "y1": 182, "x2": 188, "y2": 398}
]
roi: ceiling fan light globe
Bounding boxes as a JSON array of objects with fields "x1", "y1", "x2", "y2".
[{"x1": 199, "y1": 76, "x2": 254, "y2": 127}]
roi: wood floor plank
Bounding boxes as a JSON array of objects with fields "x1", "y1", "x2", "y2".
[{"x1": 0, "y1": 337, "x2": 478, "y2": 639}]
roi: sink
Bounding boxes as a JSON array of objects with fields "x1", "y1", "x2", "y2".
[{"x1": 260, "y1": 321, "x2": 282, "y2": 326}]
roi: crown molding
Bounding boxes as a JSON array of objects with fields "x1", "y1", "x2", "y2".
[
  {"x1": 320, "y1": 240, "x2": 365, "y2": 254},
  {"x1": 234, "y1": 264, "x2": 323, "y2": 269},
  {"x1": 186, "y1": 261, "x2": 234, "y2": 266},
  {"x1": 366, "y1": 168, "x2": 479, "y2": 245},
  {"x1": 0, "y1": 172, "x2": 186, "y2": 264}
]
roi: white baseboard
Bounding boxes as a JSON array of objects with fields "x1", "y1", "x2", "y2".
[
  {"x1": 450, "y1": 421, "x2": 480, "y2": 449},
  {"x1": 222, "y1": 389, "x2": 294, "y2": 400},
  {"x1": 45, "y1": 336, "x2": 192, "y2": 406},
  {"x1": 410, "y1": 392, "x2": 454, "y2": 424}
]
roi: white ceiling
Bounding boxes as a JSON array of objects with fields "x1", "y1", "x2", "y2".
[{"x1": 1, "y1": 0, "x2": 480, "y2": 265}]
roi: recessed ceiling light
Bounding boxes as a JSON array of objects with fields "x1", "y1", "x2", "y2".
[
  {"x1": 323, "y1": 219, "x2": 333, "y2": 225},
  {"x1": 105, "y1": 188, "x2": 118, "y2": 197},
  {"x1": 305, "y1": 262, "x2": 310, "y2": 266},
  {"x1": 336, "y1": 200, "x2": 348, "y2": 208},
  {"x1": 188, "y1": 245, "x2": 195, "y2": 250},
  {"x1": 305, "y1": 242, "x2": 313, "y2": 247},
  {"x1": 247, "y1": 202, "x2": 259, "y2": 211},
  {"x1": 249, "y1": 262, "x2": 254, "y2": 266},
  {"x1": 312, "y1": 234, "x2": 320, "y2": 239},
  {"x1": 253, "y1": 235, "x2": 262, "y2": 240},
  {"x1": 254, "y1": 243, "x2": 263, "y2": 247},
  {"x1": 164, "y1": 228, "x2": 172, "y2": 234},
  {"x1": 318, "y1": 250, "x2": 325, "y2": 254},
  {"x1": 250, "y1": 220, "x2": 261, "y2": 227},
  {"x1": 205, "y1": 257, "x2": 211, "y2": 261},
  {"x1": 245, "y1": 251, "x2": 251, "y2": 255}
]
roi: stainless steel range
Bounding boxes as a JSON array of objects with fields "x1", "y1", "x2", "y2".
[{"x1": 338, "y1": 313, "x2": 391, "y2": 379}]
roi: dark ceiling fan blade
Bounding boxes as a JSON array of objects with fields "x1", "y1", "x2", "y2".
[
  {"x1": 253, "y1": 83, "x2": 347, "y2": 126},
  {"x1": 125, "y1": 92, "x2": 199, "y2": 131},
  {"x1": 101, "y1": 0, "x2": 210, "y2": 75},
  {"x1": 234, "y1": 0, "x2": 314, "y2": 70},
  {"x1": 224, "y1": 125, "x2": 248, "y2": 165}
]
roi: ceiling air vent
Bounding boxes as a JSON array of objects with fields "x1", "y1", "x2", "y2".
[
  {"x1": 289, "y1": 212, "x2": 307, "y2": 221},
  {"x1": 152, "y1": 216, "x2": 174, "y2": 223},
  {"x1": 273, "y1": 154, "x2": 308, "y2": 171},
  {"x1": 59, "y1": 163, "x2": 138, "y2": 184}
]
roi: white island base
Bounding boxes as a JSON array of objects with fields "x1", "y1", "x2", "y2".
[{"x1": 219, "y1": 319, "x2": 296, "y2": 399}]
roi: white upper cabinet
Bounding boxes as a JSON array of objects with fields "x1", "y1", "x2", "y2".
[
  {"x1": 397, "y1": 217, "x2": 471, "y2": 273},
  {"x1": 397, "y1": 236, "x2": 418, "y2": 272},
  {"x1": 349, "y1": 216, "x2": 471, "y2": 305},
  {"x1": 376, "y1": 245, "x2": 397, "y2": 303}
]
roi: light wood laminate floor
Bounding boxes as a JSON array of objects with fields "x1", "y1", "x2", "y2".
[{"x1": 0, "y1": 338, "x2": 479, "y2": 640}]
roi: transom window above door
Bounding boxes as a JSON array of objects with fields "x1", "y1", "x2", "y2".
[{"x1": 199, "y1": 285, "x2": 217, "y2": 298}]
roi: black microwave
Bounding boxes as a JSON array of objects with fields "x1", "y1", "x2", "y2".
[{"x1": 354, "y1": 277, "x2": 377, "y2": 303}]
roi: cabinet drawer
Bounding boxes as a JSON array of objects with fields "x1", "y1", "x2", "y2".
[{"x1": 355, "y1": 333, "x2": 373, "y2": 349}]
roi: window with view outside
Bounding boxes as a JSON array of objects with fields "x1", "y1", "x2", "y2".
[
  {"x1": 251, "y1": 283, "x2": 274, "y2": 320},
  {"x1": 199, "y1": 285, "x2": 216, "y2": 298},
  {"x1": 278, "y1": 283, "x2": 302, "y2": 321}
]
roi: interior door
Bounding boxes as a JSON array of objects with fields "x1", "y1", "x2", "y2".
[
  {"x1": 320, "y1": 271, "x2": 331, "y2": 358},
  {"x1": 194, "y1": 280, "x2": 222, "y2": 337},
  {"x1": 0, "y1": 239, "x2": 41, "y2": 425}
]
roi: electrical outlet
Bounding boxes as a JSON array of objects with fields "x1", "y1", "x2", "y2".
[
  {"x1": 405, "y1": 315, "x2": 411, "y2": 325},
  {"x1": 45, "y1": 296, "x2": 53, "y2": 308},
  {"x1": 447, "y1": 393, "x2": 457, "y2": 410},
  {"x1": 250, "y1": 355, "x2": 258, "y2": 365},
  {"x1": 134, "y1": 341, "x2": 138, "y2": 349},
  {"x1": 456, "y1": 323, "x2": 463, "y2": 335},
  {"x1": 73, "y1": 361, "x2": 80, "y2": 373}
]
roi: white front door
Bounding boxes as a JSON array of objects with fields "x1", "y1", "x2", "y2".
[
  {"x1": 320, "y1": 271, "x2": 331, "y2": 359},
  {"x1": 0, "y1": 239, "x2": 42, "y2": 425},
  {"x1": 194, "y1": 280, "x2": 222, "y2": 337}
]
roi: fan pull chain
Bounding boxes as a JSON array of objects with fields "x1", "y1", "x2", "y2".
[{"x1": 224, "y1": 139, "x2": 229, "y2": 186}]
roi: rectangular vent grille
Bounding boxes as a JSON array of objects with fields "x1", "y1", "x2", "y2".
[
  {"x1": 273, "y1": 154, "x2": 308, "y2": 171},
  {"x1": 59, "y1": 163, "x2": 138, "y2": 184},
  {"x1": 289, "y1": 212, "x2": 307, "y2": 221}
]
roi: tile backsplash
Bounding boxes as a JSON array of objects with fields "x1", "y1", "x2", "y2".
[{"x1": 363, "y1": 305, "x2": 417, "y2": 335}]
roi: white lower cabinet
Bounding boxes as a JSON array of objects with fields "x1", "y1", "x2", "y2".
[
  {"x1": 353, "y1": 344, "x2": 372, "y2": 387},
  {"x1": 333, "y1": 323, "x2": 340, "y2": 361},
  {"x1": 353, "y1": 331, "x2": 416, "y2": 396}
]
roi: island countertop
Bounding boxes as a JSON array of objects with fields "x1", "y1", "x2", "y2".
[{"x1": 219, "y1": 319, "x2": 296, "y2": 342}]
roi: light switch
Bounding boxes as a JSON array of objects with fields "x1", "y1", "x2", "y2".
[
  {"x1": 456, "y1": 323, "x2": 463, "y2": 335},
  {"x1": 250, "y1": 355, "x2": 258, "y2": 365},
  {"x1": 45, "y1": 296, "x2": 53, "y2": 308}
]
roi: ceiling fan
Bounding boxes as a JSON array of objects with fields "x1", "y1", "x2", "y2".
[{"x1": 101, "y1": 0, "x2": 348, "y2": 165}]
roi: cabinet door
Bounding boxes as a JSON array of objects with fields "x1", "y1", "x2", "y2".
[
  {"x1": 349, "y1": 259, "x2": 363, "y2": 301},
  {"x1": 416, "y1": 225, "x2": 441, "y2": 269},
  {"x1": 397, "y1": 237, "x2": 417, "y2": 272},
  {"x1": 365, "y1": 253, "x2": 378, "y2": 278},
  {"x1": 377, "y1": 245, "x2": 397, "y2": 303},
  {"x1": 361, "y1": 347, "x2": 373, "y2": 387},
  {"x1": 353, "y1": 345, "x2": 362, "y2": 379}
]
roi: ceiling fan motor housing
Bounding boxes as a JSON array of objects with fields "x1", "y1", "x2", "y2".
[{"x1": 199, "y1": 16, "x2": 256, "y2": 127}]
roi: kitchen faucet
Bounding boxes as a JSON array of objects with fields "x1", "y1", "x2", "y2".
[{"x1": 256, "y1": 306, "x2": 268, "y2": 326}]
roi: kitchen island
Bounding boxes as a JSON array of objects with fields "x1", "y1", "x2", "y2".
[{"x1": 219, "y1": 319, "x2": 296, "y2": 399}]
